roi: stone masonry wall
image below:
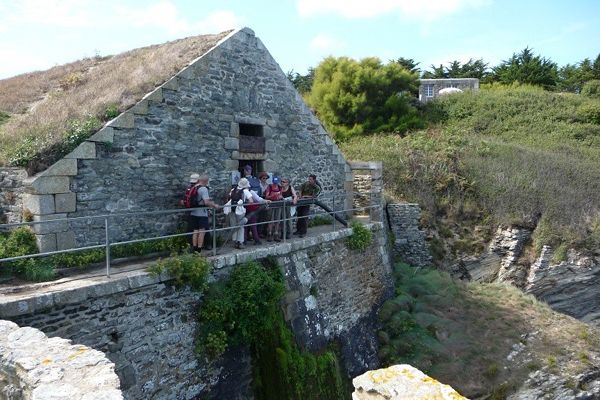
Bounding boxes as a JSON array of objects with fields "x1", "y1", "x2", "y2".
[
  {"x1": 23, "y1": 28, "x2": 352, "y2": 252},
  {"x1": 387, "y1": 203, "x2": 432, "y2": 267},
  {"x1": 0, "y1": 320, "x2": 121, "y2": 400},
  {"x1": 0, "y1": 223, "x2": 391, "y2": 400},
  {"x1": 350, "y1": 161, "x2": 383, "y2": 223},
  {"x1": 0, "y1": 168, "x2": 27, "y2": 224}
]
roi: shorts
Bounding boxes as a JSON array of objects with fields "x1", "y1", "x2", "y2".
[{"x1": 188, "y1": 215, "x2": 209, "y2": 230}]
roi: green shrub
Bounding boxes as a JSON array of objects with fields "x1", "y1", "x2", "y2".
[
  {"x1": 581, "y1": 80, "x2": 600, "y2": 99},
  {"x1": 149, "y1": 253, "x2": 211, "y2": 291},
  {"x1": 346, "y1": 222, "x2": 373, "y2": 251},
  {"x1": 0, "y1": 111, "x2": 9, "y2": 125},
  {"x1": 103, "y1": 104, "x2": 120, "y2": 120},
  {"x1": 308, "y1": 215, "x2": 333, "y2": 227}
]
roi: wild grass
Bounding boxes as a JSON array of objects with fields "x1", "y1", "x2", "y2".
[
  {"x1": 0, "y1": 31, "x2": 230, "y2": 170},
  {"x1": 378, "y1": 263, "x2": 600, "y2": 398},
  {"x1": 341, "y1": 85, "x2": 600, "y2": 253}
]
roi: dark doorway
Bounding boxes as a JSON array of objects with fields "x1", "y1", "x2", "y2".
[{"x1": 238, "y1": 160, "x2": 264, "y2": 176}]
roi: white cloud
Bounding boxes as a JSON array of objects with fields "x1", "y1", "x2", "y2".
[
  {"x1": 309, "y1": 33, "x2": 346, "y2": 53},
  {"x1": 114, "y1": 3, "x2": 242, "y2": 35},
  {"x1": 297, "y1": 0, "x2": 491, "y2": 21},
  {"x1": 1, "y1": 0, "x2": 94, "y2": 28},
  {"x1": 0, "y1": 45, "x2": 52, "y2": 79}
]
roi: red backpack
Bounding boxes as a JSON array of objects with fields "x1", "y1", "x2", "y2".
[
  {"x1": 265, "y1": 184, "x2": 282, "y2": 201},
  {"x1": 183, "y1": 185, "x2": 201, "y2": 208}
]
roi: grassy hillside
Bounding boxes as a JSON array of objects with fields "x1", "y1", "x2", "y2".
[
  {"x1": 341, "y1": 86, "x2": 600, "y2": 260},
  {"x1": 0, "y1": 31, "x2": 229, "y2": 172},
  {"x1": 379, "y1": 263, "x2": 600, "y2": 398}
]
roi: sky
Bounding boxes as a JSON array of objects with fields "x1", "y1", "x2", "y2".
[{"x1": 0, "y1": 0, "x2": 599, "y2": 80}]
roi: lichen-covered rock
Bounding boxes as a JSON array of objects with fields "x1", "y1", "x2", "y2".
[{"x1": 352, "y1": 364, "x2": 467, "y2": 400}]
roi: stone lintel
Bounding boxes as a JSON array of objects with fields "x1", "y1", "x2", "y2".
[
  {"x1": 64, "y1": 142, "x2": 96, "y2": 159},
  {"x1": 55, "y1": 192, "x2": 76, "y2": 213},
  {"x1": 235, "y1": 116, "x2": 266, "y2": 126},
  {"x1": 22, "y1": 194, "x2": 55, "y2": 215},
  {"x1": 39, "y1": 159, "x2": 78, "y2": 177},
  {"x1": 349, "y1": 161, "x2": 383, "y2": 170},
  {"x1": 26, "y1": 176, "x2": 70, "y2": 195},
  {"x1": 108, "y1": 112, "x2": 134, "y2": 129},
  {"x1": 88, "y1": 127, "x2": 115, "y2": 143},
  {"x1": 237, "y1": 152, "x2": 267, "y2": 161}
]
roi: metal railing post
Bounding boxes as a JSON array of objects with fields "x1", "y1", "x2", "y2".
[
  {"x1": 282, "y1": 200, "x2": 287, "y2": 243},
  {"x1": 212, "y1": 209, "x2": 217, "y2": 257},
  {"x1": 332, "y1": 194, "x2": 336, "y2": 231},
  {"x1": 369, "y1": 191, "x2": 373, "y2": 223},
  {"x1": 105, "y1": 216, "x2": 111, "y2": 278}
]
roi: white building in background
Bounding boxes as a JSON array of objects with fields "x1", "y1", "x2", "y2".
[{"x1": 419, "y1": 78, "x2": 479, "y2": 102}]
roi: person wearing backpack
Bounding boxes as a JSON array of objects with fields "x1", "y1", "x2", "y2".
[
  {"x1": 295, "y1": 174, "x2": 321, "y2": 238},
  {"x1": 183, "y1": 173, "x2": 218, "y2": 253},
  {"x1": 227, "y1": 177, "x2": 255, "y2": 249},
  {"x1": 264, "y1": 176, "x2": 283, "y2": 242}
]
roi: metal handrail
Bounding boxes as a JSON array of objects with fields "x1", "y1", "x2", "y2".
[{"x1": 0, "y1": 190, "x2": 382, "y2": 278}]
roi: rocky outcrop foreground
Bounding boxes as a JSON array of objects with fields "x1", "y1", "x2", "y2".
[
  {"x1": 0, "y1": 320, "x2": 122, "y2": 400},
  {"x1": 352, "y1": 364, "x2": 467, "y2": 400}
]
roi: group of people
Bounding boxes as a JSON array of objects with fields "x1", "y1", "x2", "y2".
[{"x1": 185, "y1": 165, "x2": 322, "y2": 253}]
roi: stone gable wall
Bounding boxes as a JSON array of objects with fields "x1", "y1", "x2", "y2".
[
  {"x1": 387, "y1": 203, "x2": 432, "y2": 267},
  {"x1": 22, "y1": 28, "x2": 352, "y2": 252},
  {"x1": 2, "y1": 223, "x2": 391, "y2": 399}
]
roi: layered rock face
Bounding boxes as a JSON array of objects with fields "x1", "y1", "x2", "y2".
[{"x1": 466, "y1": 225, "x2": 600, "y2": 326}]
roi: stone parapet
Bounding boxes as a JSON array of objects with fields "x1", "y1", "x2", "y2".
[
  {"x1": 0, "y1": 223, "x2": 392, "y2": 399},
  {"x1": 0, "y1": 320, "x2": 122, "y2": 400}
]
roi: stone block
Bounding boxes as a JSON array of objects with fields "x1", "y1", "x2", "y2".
[
  {"x1": 40, "y1": 159, "x2": 78, "y2": 177},
  {"x1": 36, "y1": 233, "x2": 57, "y2": 253},
  {"x1": 265, "y1": 139, "x2": 275, "y2": 152},
  {"x1": 23, "y1": 194, "x2": 55, "y2": 215},
  {"x1": 144, "y1": 88, "x2": 163, "y2": 103},
  {"x1": 33, "y1": 214, "x2": 68, "y2": 234},
  {"x1": 55, "y1": 192, "x2": 76, "y2": 213},
  {"x1": 229, "y1": 122, "x2": 239, "y2": 137},
  {"x1": 224, "y1": 137, "x2": 239, "y2": 150},
  {"x1": 64, "y1": 142, "x2": 96, "y2": 159},
  {"x1": 26, "y1": 176, "x2": 70, "y2": 195},
  {"x1": 162, "y1": 77, "x2": 179, "y2": 91},
  {"x1": 178, "y1": 66, "x2": 194, "y2": 80},
  {"x1": 88, "y1": 127, "x2": 115, "y2": 143},
  {"x1": 131, "y1": 100, "x2": 148, "y2": 115},
  {"x1": 224, "y1": 160, "x2": 239, "y2": 170},
  {"x1": 263, "y1": 160, "x2": 277, "y2": 171},
  {"x1": 108, "y1": 112, "x2": 134, "y2": 129},
  {"x1": 56, "y1": 230, "x2": 76, "y2": 250}
]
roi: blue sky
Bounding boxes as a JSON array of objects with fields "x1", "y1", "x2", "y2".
[{"x1": 0, "y1": 0, "x2": 599, "y2": 80}]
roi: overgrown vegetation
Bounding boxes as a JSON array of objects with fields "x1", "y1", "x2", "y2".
[
  {"x1": 378, "y1": 263, "x2": 600, "y2": 398},
  {"x1": 148, "y1": 253, "x2": 211, "y2": 291},
  {"x1": 346, "y1": 222, "x2": 373, "y2": 251},
  {"x1": 0, "y1": 30, "x2": 231, "y2": 170},
  {"x1": 307, "y1": 56, "x2": 423, "y2": 140},
  {"x1": 196, "y1": 258, "x2": 349, "y2": 399},
  {"x1": 341, "y1": 85, "x2": 600, "y2": 256},
  {"x1": 0, "y1": 226, "x2": 188, "y2": 282}
]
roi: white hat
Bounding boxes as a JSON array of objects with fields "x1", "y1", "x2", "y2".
[
  {"x1": 237, "y1": 177, "x2": 250, "y2": 189},
  {"x1": 189, "y1": 173, "x2": 200, "y2": 183}
]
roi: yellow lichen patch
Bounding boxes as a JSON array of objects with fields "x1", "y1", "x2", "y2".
[
  {"x1": 368, "y1": 367, "x2": 401, "y2": 383},
  {"x1": 41, "y1": 358, "x2": 53, "y2": 365},
  {"x1": 67, "y1": 347, "x2": 88, "y2": 360}
]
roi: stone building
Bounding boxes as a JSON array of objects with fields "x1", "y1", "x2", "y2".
[
  {"x1": 419, "y1": 78, "x2": 479, "y2": 102},
  {"x1": 12, "y1": 28, "x2": 354, "y2": 252}
]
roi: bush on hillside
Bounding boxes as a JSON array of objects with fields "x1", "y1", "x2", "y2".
[
  {"x1": 308, "y1": 56, "x2": 423, "y2": 140},
  {"x1": 581, "y1": 80, "x2": 600, "y2": 99}
]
